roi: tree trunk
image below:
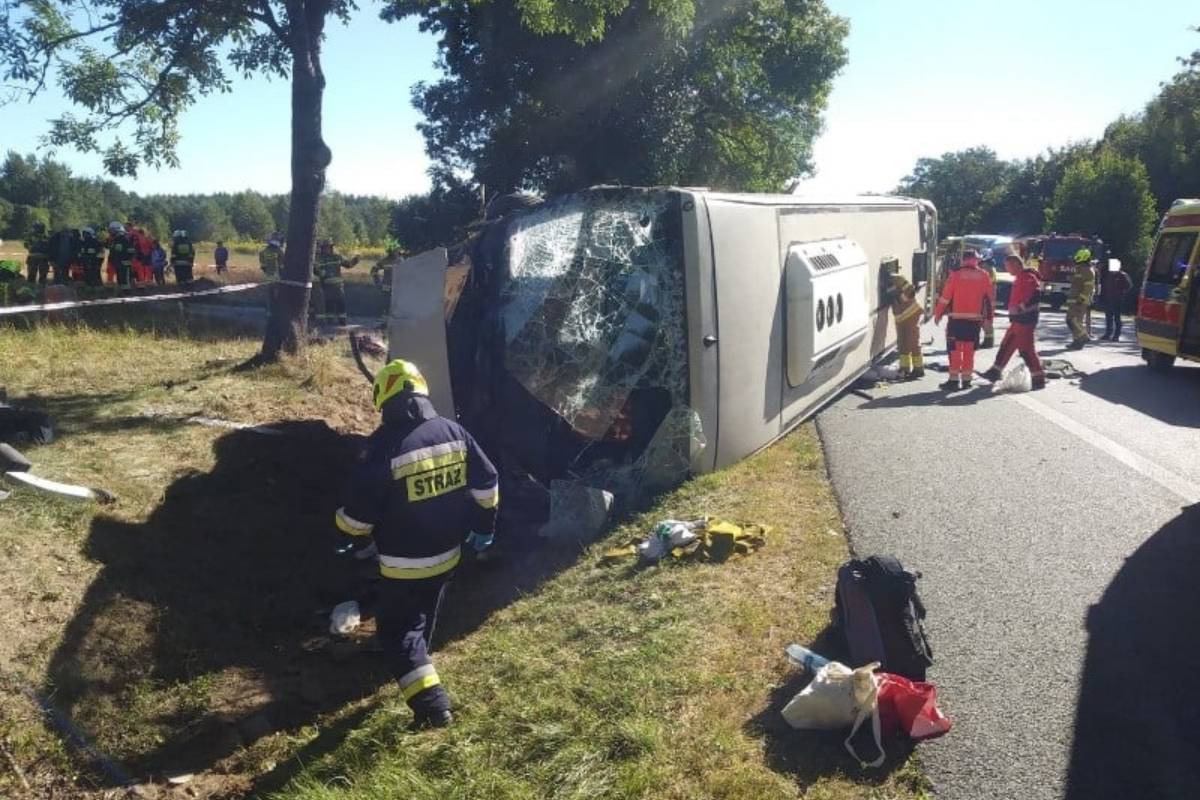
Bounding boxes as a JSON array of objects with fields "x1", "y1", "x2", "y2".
[{"x1": 260, "y1": 1, "x2": 332, "y2": 361}]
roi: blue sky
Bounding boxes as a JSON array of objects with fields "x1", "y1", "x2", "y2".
[{"x1": 4, "y1": 1, "x2": 1197, "y2": 198}]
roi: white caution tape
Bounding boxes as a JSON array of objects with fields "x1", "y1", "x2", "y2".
[
  {"x1": 274, "y1": 278, "x2": 314, "y2": 289},
  {"x1": 0, "y1": 282, "x2": 261, "y2": 316}
]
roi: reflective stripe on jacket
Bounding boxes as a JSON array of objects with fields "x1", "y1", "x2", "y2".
[
  {"x1": 171, "y1": 241, "x2": 194, "y2": 266},
  {"x1": 317, "y1": 252, "x2": 353, "y2": 282},
  {"x1": 335, "y1": 395, "x2": 499, "y2": 580},
  {"x1": 886, "y1": 274, "x2": 921, "y2": 322},
  {"x1": 934, "y1": 265, "x2": 994, "y2": 322}
]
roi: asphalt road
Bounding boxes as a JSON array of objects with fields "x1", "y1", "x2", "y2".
[{"x1": 817, "y1": 312, "x2": 1200, "y2": 799}]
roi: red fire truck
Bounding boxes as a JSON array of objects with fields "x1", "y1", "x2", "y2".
[{"x1": 1018, "y1": 233, "x2": 1106, "y2": 310}]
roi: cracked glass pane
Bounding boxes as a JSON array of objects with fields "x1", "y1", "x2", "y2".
[{"x1": 499, "y1": 190, "x2": 689, "y2": 440}]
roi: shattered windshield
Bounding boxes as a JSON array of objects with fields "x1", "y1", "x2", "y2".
[{"x1": 499, "y1": 190, "x2": 690, "y2": 441}]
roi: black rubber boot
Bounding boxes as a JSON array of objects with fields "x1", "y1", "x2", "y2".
[
  {"x1": 409, "y1": 709, "x2": 453, "y2": 731},
  {"x1": 981, "y1": 366, "x2": 1003, "y2": 382}
]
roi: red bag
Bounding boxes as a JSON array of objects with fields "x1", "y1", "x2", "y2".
[{"x1": 877, "y1": 672, "x2": 952, "y2": 740}]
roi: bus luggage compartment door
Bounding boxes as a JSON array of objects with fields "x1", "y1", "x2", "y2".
[{"x1": 784, "y1": 238, "x2": 870, "y2": 387}]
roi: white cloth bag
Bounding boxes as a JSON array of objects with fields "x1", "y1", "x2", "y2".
[{"x1": 780, "y1": 660, "x2": 885, "y2": 767}]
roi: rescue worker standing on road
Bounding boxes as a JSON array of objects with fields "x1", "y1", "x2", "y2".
[
  {"x1": 24, "y1": 221, "x2": 50, "y2": 286},
  {"x1": 315, "y1": 239, "x2": 359, "y2": 326},
  {"x1": 934, "y1": 249, "x2": 994, "y2": 391},
  {"x1": 979, "y1": 250, "x2": 998, "y2": 349},
  {"x1": 884, "y1": 262, "x2": 925, "y2": 380},
  {"x1": 171, "y1": 230, "x2": 196, "y2": 286},
  {"x1": 1065, "y1": 248, "x2": 1096, "y2": 350},
  {"x1": 335, "y1": 360, "x2": 500, "y2": 730},
  {"x1": 982, "y1": 255, "x2": 1046, "y2": 390},
  {"x1": 1101, "y1": 261, "x2": 1133, "y2": 342}
]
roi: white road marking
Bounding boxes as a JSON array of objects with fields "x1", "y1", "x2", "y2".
[{"x1": 1009, "y1": 393, "x2": 1200, "y2": 504}]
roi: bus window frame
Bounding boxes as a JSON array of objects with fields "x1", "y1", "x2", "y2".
[{"x1": 1147, "y1": 232, "x2": 1198, "y2": 286}]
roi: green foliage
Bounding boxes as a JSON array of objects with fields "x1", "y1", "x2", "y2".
[
  {"x1": 228, "y1": 191, "x2": 276, "y2": 240},
  {"x1": 897, "y1": 147, "x2": 1016, "y2": 236},
  {"x1": 0, "y1": 1, "x2": 366, "y2": 178},
  {"x1": 7, "y1": 203, "x2": 51, "y2": 240},
  {"x1": 389, "y1": 181, "x2": 481, "y2": 253},
  {"x1": 395, "y1": 0, "x2": 848, "y2": 194},
  {"x1": 0, "y1": 150, "x2": 456, "y2": 247},
  {"x1": 1101, "y1": 29, "x2": 1200, "y2": 212},
  {"x1": 1047, "y1": 149, "x2": 1158, "y2": 269}
]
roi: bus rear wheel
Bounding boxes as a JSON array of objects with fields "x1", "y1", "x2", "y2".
[{"x1": 1144, "y1": 349, "x2": 1176, "y2": 372}]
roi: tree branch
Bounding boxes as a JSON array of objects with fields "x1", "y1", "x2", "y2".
[{"x1": 250, "y1": 1, "x2": 287, "y2": 41}]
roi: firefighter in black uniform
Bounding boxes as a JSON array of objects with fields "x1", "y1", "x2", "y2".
[{"x1": 335, "y1": 359, "x2": 499, "y2": 729}]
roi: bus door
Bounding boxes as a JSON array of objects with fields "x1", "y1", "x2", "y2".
[{"x1": 1139, "y1": 230, "x2": 1199, "y2": 355}]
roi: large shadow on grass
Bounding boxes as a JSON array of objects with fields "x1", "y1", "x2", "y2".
[
  {"x1": 1065, "y1": 502, "x2": 1200, "y2": 799},
  {"x1": 746, "y1": 625, "x2": 915, "y2": 789},
  {"x1": 43, "y1": 420, "x2": 583, "y2": 791}
]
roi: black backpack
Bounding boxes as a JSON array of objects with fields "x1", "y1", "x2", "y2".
[{"x1": 835, "y1": 555, "x2": 934, "y2": 680}]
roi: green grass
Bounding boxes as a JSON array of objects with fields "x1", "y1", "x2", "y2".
[
  {"x1": 0, "y1": 320, "x2": 926, "y2": 799},
  {"x1": 268, "y1": 430, "x2": 924, "y2": 800}
]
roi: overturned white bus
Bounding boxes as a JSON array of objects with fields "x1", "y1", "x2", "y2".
[{"x1": 388, "y1": 187, "x2": 936, "y2": 501}]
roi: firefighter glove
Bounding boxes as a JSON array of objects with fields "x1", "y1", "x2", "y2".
[{"x1": 465, "y1": 531, "x2": 494, "y2": 553}]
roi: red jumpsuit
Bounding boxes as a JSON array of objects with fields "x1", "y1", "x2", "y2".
[
  {"x1": 991, "y1": 268, "x2": 1044, "y2": 381},
  {"x1": 934, "y1": 264, "x2": 994, "y2": 383}
]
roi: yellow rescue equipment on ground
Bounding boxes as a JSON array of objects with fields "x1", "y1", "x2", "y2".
[{"x1": 603, "y1": 518, "x2": 771, "y2": 564}]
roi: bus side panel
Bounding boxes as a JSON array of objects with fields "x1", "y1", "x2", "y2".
[
  {"x1": 682, "y1": 194, "x2": 719, "y2": 473},
  {"x1": 706, "y1": 200, "x2": 785, "y2": 470},
  {"x1": 777, "y1": 207, "x2": 925, "y2": 429}
]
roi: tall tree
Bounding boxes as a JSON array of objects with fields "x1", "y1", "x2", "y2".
[
  {"x1": 1047, "y1": 150, "x2": 1158, "y2": 271},
  {"x1": 896, "y1": 147, "x2": 1014, "y2": 236},
  {"x1": 3, "y1": 0, "x2": 710, "y2": 358},
  {"x1": 0, "y1": 0, "x2": 358, "y2": 358},
  {"x1": 392, "y1": 0, "x2": 848, "y2": 194},
  {"x1": 977, "y1": 143, "x2": 1092, "y2": 235}
]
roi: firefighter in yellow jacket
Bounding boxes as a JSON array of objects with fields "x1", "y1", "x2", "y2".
[
  {"x1": 1065, "y1": 248, "x2": 1097, "y2": 350},
  {"x1": 315, "y1": 239, "x2": 359, "y2": 325},
  {"x1": 980, "y1": 251, "x2": 997, "y2": 349},
  {"x1": 885, "y1": 262, "x2": 925, "y2": 380}
]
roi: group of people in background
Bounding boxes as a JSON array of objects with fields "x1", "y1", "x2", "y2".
[
  {"x1": 7, "y1": 221, "x2": 386, "y2": 326},
  {"x1": 257, "y1": 234, "x2": 362, "y2": 326},
  {"x1": 19, "y1": 220, "x2": 198, "y2": 291},
  {"x1": 888, "y1": 245, "x2": 1137, "y2": 392}
]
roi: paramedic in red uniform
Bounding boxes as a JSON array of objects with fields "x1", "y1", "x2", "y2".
[
  {"x1": 934, "y1": 250, "x2": 994, "y2": 391},
  {"x1": 982, "y1": 255, "x2": 1046, "y2": 390},
  {"x1": 334, "y1": 359, "x2": 499, "y2": 730}
]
